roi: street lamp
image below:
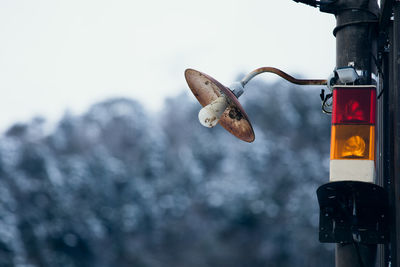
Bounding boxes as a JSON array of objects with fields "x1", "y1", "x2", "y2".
[{"x1": 184, "y1": 67, "x2": 327, "y2": 142}]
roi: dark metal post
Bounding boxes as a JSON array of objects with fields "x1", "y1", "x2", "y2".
[
  {"x1": 295, "y1": 0, "x2": 393, "y2": 266},
  {"x1": 390, "y1": 1, "x2": 400, "y2": 266},
  {"x1": 332, "y1": 0, "x2": 379, "y2": 266},
  {"x1": 377, "y1": 21, "x2": 391, "y2": 267},
  {"x1": 334, "y1": 0, "x2": 379, "y2": 77}
]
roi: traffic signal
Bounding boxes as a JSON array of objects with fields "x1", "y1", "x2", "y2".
[
  {"x1": 329, "y1": 85, "x2": 376, "y2": 182},
  {"x1": 318, "y1": 85, "x2": 388, "y2": 244}
]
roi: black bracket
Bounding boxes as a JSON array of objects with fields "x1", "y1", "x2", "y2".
[{"x1": 317, "y1": 181, "x2": 389, "y2": 244}]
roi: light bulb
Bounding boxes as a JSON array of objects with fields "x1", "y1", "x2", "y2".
[{"x1": 198, "y1": 95, "x2": 229, "y2": 128}]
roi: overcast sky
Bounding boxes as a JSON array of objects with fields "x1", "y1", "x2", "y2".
[{"x1": 0, "y1": 0, "x2": 336, "y2": 132}]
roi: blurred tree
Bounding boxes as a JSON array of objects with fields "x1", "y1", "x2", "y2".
[{"x1": 0, "y1": 80, "x2": 334, "y2": 267}]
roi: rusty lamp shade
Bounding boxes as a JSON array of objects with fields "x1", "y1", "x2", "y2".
[{"x1": 184, "y1": 68, "x2": 255, "y2": 143}]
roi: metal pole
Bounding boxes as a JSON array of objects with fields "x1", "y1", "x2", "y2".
[
  {"x1": 377, "y1": 1, "x2": 393, "y2": 266},
  {"x1": 390, "y1": 1, "x2": 400, "y2": 266},
  {"x1": 333, "y1": 0, "x2": 379, "y2": 266},
  {"x1": 336, "y1": 244, "x2": 377, "y2": 267},
  {"x1": 378, "y1": 21, "x2": 391, "y2": 267}
]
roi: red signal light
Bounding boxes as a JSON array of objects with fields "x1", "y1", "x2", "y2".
[{"x1": 332, "y1": 87, "x2": 376, "y2": 124}]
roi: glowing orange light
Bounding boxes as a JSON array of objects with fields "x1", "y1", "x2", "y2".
[
  {"x1": 330, "y1": 125, "x2": 374, "y2": 160},
  {"x1": 342, "y1": 135, "x2": 366, "y2": 158}
]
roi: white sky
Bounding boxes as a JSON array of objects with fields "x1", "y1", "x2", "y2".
[{"x1": 0, "y1": 0, "x2": 336, "y2": 132}]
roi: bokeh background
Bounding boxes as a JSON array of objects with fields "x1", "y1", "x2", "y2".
[{"x1": 0, "y1": 1, "x2": 336, "y2": 266}]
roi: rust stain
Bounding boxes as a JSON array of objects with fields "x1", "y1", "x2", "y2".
[
  {"x1": 204, "y1": 116, "x2": 217, "y2": 127},
  {"x1": 228, "y1": 107, "x2": 243, "y2": 121}
]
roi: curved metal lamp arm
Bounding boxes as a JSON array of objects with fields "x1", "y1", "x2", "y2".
[{"x1": 241, "y1": 67, "x2": 328, "y2": 87}]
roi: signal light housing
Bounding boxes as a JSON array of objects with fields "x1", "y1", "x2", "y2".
[{"x1": 329, "y1": 85, "x2": 376, "y2": 183}]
